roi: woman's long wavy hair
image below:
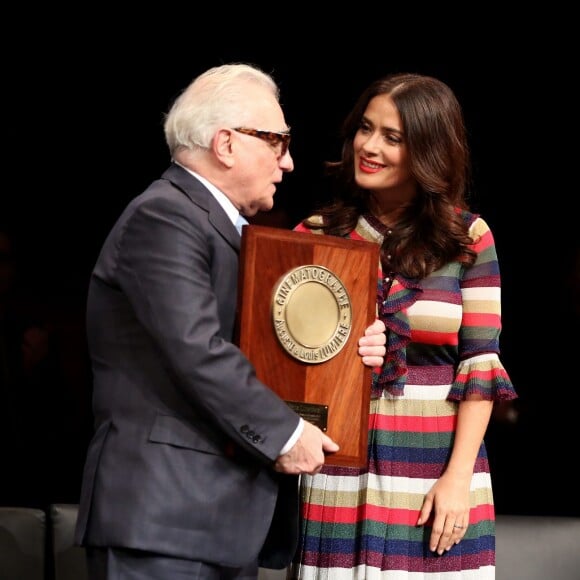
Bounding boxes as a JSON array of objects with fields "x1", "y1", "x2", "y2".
[{"x1": 303, "y1": 73, "x2": 477, "y2": 279}]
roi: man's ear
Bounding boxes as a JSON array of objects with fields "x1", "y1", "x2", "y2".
[{"x1": 213, "y1": 128, "x2": 235, "y2": 168}]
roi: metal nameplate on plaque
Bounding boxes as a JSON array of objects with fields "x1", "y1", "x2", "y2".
[{"x1": 285, "y1": 400, "x2": 328, "y2": 431}]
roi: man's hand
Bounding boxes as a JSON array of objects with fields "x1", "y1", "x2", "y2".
[{"x1": 274, "y1": 421, "x2": 339, "y2": 475}]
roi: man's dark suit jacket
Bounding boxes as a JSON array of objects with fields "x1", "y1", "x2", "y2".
[{"x1": 74, "y1": 163, "x2": 300, "y2": 569}]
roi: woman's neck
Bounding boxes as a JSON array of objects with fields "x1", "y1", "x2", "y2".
[{"x1": 367, "y1": 187, "x2": 416, "y2": 227}]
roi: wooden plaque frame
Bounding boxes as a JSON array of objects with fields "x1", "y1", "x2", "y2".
[{"x1": 235, "y1": 225, "x2": 380, "y2": 467}]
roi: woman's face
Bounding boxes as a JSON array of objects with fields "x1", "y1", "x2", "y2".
[{"x1": 353, "y1": 94, "x2": 416, "y2": 198}]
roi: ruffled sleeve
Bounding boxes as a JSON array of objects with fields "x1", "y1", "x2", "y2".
[
  {"x1": 448, "y1": 353, "x2": 517, "y2": 401},
  {"x1": 449, "y1": 215, "x2": 517, "y2": 401}
]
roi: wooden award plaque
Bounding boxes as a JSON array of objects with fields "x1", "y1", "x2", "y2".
[{"x1": 235, "y1": 225, "x2": 380, "y2": 467}]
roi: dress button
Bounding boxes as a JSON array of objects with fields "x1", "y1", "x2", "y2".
[{"x1": 240, "y1": 425, "x2": 249, "y2": 434}]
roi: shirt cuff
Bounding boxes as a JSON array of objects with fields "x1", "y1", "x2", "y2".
[{"x1": 279, "y1": 417, "x2": 304, "y2": 455}]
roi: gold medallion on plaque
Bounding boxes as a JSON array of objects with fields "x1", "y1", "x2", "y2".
[{"x1": 271, "y1": 265, "x2": 353, "y2": 364}]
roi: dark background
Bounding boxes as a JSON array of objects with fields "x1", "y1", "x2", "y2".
[{"x1": 1, "y1": 20, "x2": 577, "y2": 516}]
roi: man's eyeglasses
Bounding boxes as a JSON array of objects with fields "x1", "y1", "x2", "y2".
[{"x1": 233, "y1": 127, "x2": 291, "y2": 157}]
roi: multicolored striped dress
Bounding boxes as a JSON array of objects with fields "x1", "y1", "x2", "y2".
[{"x1": 289, "y1": 211, "x2": 517, "y2": 579}]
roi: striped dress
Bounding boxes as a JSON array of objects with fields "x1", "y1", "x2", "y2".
[{"x1": 289, "y1": 211, "x2": 517, "y2": 579}]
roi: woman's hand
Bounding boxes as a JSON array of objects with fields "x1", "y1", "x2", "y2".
[
  {"x1": 358, "y1": 318, "x2": 386, "y2": 367},
  {"x1": 417, "y1": 471, "x2": 471, "y2": 555}
]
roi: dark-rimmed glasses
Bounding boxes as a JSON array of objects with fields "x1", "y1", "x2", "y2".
[{"x1": 233, "y1": 127, "x2": 291, "y2": 157}]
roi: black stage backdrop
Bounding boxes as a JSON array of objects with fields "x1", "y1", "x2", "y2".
[{"x1": 2, "y1": 22, "x2": 576, "y2": 515}]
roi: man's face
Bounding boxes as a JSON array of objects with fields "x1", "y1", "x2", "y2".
[{"x1": 228, "y1": 86, "x2": 294, "y2": 217}]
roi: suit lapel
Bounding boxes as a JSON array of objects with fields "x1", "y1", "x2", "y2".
[{"x1": 161, "y1": 164, "x2": 241, "y2": 249}]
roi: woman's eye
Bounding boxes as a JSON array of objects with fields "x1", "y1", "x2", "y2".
[{"x1": 386, "y1": 134, "x2": 402, "y2": 145}]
